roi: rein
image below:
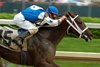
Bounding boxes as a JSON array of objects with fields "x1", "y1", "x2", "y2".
[{"x1": 66, "y1": 15, "x2": 88, "y2": 38}]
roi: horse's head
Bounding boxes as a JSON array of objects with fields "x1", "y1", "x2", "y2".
[{"x1": 65, "y1": 12, "x2": 93, "y2": 42}]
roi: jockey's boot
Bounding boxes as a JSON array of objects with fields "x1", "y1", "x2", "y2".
[{"x1": 13, "y1": 30, "x2": 30, "y2": 47}]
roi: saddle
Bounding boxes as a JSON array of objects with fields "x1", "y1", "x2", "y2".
[{"x1": 0, "y1": 26, "x2": 30, "y2": 52}]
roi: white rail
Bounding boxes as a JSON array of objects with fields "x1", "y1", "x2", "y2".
[
  {"x1": 56, "y1": 51, "x2": 100, "y2": 62},
  {"x1": 0, "y1": 19, "x2": 14, "y2": 25},
  {"x1": 0, "y1": 19, "x2": 100, "y2": 29},
  {"x1": 85, "y1": 23, "x2": 100, "y2": 29}
]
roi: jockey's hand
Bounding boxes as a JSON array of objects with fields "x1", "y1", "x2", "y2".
[
  {"x1": 58, "y1": 15, "x2": 67, "y2": 25},
  {"x1": 61, "y1": 15, "x2": 67, "y2": 21}
]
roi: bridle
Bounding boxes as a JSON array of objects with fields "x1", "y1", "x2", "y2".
[{"x1": 66, "y1": 15, "x2": 88, "y2": 38}]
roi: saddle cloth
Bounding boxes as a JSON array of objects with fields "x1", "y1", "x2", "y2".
[{"x1": 0, "y1": 26, "x2": 29, "y2": 51}]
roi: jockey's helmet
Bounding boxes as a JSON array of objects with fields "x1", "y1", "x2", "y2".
[{"x1": 46, "y1": 6, "x2": 58, "y2": 15}]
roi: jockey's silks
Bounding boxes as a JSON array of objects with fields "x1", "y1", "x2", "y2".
[{"x1": 21, "y1": 5, "x2": 45, "y2": 23}]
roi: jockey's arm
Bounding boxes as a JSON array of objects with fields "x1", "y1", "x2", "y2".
[
  {"x1": 38, "y1": 12, "x2": 67, "y2": 27},
  {"x1": 41, "y1": 16, "x2": 67, "y2": 27}
]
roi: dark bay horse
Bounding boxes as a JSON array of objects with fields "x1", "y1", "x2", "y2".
[{"x1": 0, "y1": 12, "x2": 92, "y2": 67}]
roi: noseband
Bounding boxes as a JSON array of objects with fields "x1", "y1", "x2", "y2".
[{"x1": 66, "y1": 15, "x2": 88, "y2": 38}]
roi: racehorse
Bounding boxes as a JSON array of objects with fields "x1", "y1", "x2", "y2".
[{"x1": 0, "y1": 12, "x2": 92, "y2": 67}]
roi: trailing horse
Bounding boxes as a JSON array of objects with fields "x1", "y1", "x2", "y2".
[{"x1": 0, "y1": 12, "x2": 92, "y2": 67}]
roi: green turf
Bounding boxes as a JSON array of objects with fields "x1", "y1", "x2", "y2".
[
  {"x1": 57, "y1": 37, "x2": 100, "y2": 52},
  {"x1": 55, "y1": 60, "x2": 100, "y2": 67}
]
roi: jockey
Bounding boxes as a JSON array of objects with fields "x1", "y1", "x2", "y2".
[{"x1": 13, "y1": 5, "x2": 67, "y2": 47}]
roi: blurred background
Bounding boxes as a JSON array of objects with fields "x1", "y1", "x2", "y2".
[{"x1": 0, "y1": 0, "x2": 100, "y2": 17}]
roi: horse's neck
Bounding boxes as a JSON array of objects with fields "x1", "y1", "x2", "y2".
[{"x1": 34, "y1": 20, "x2": 68, "y2": 46}]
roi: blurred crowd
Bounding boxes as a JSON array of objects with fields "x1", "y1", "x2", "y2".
[
  {"x1": 0, "y1": 0, "x2": 100, "y2": 2},
  {"x1": 0, "y1": 0, "x2": 100, "y2": 3},
  {"x1": 0, "y1": 0, "x2": 46, "y2": 2},
  {"x1": 0, "y1": 0, "x2": 90, "y2": 2},
  {"x1": 0, "y1": 0, "x2": 100, "y2": 6}
]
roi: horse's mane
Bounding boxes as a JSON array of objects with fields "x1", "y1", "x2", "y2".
[{"x1": 29, "y1": 26, "x2": 59, "y2": 46}]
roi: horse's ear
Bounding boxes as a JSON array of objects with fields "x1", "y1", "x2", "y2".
[
  {"x1": 65, "y1": 12, "x2": 69, "y2": 17},
  {"x1": 68, "y1": 11, "x2": 70, "y2": 14},
  {"x1": 69, "y1": 12, "x2": 77, "y2": 15},
  {"x1": 68, "y1": 12, "x2": 73, "y2": 16},
  {"x1": 68, "y1": 12, "x2": 76, "y2": 17}
]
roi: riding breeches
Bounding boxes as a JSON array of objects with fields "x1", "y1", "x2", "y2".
[{"x1": 13, "y1": 12, "x2": 38, "y2": 35}]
